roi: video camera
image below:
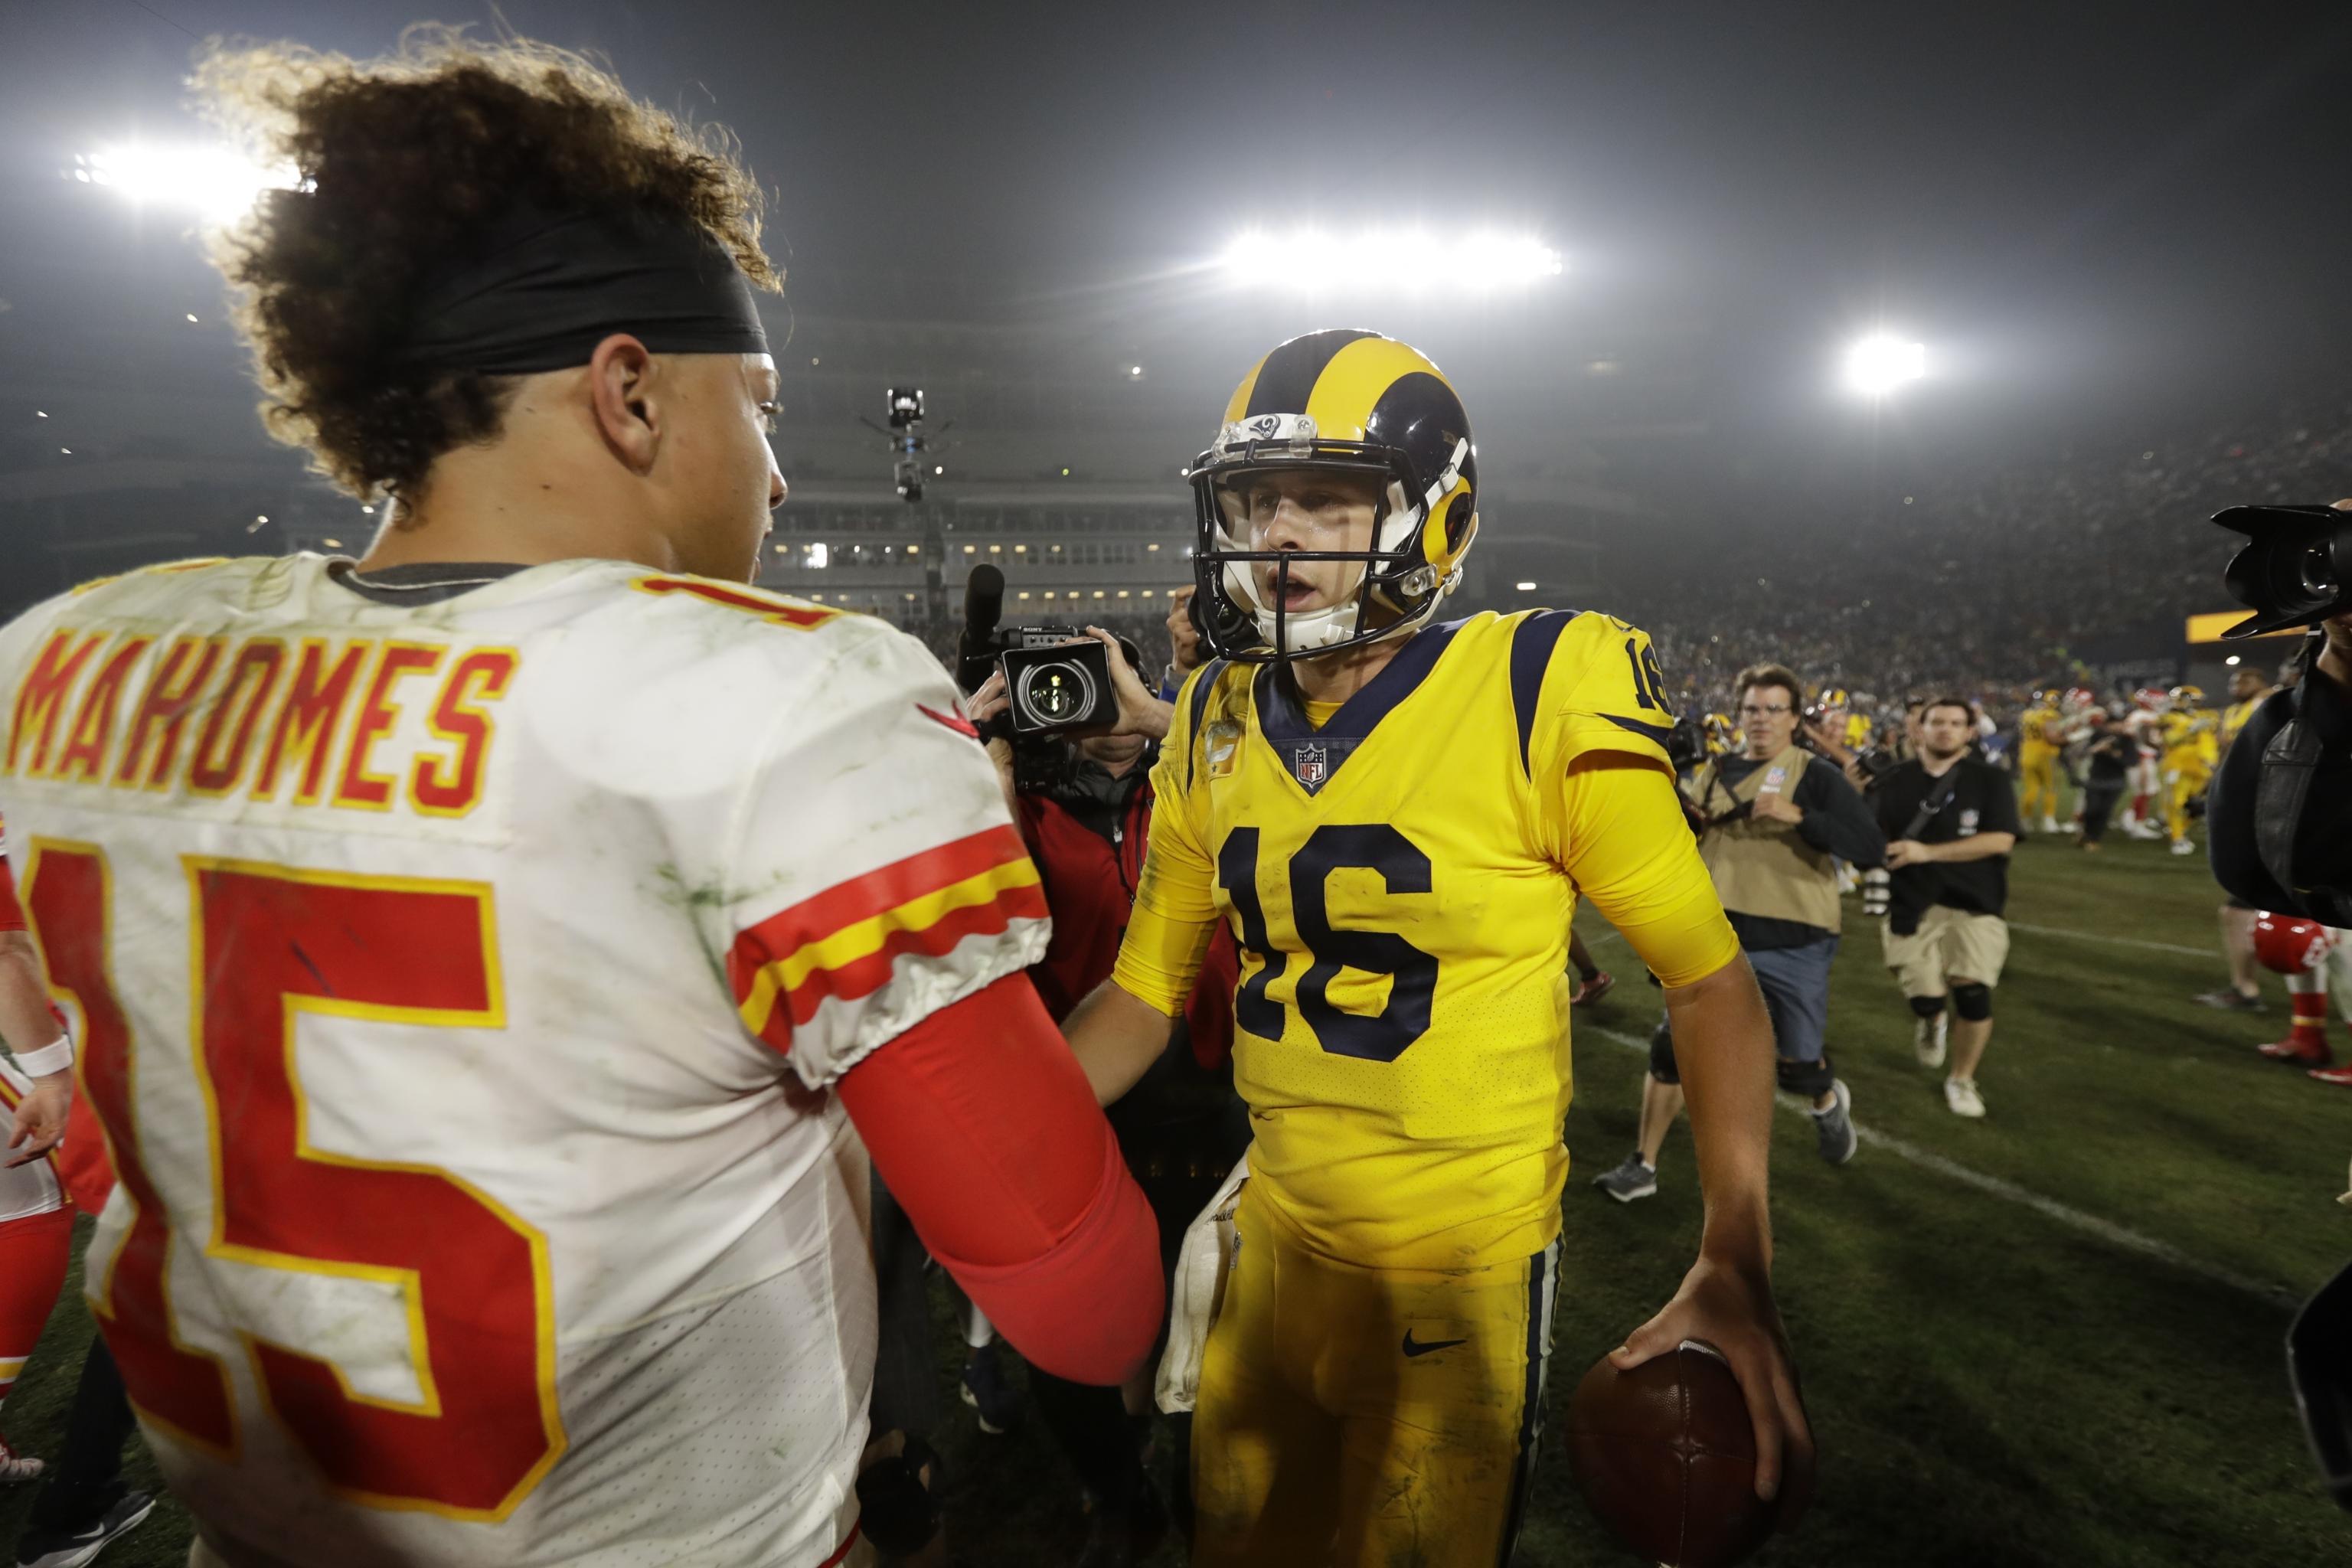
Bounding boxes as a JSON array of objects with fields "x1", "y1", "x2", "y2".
[
  {"x1": 2213, "y1": 503, "x2": 2352, "y2": 639},
  {"x1": 1796, "y1": 697, "x2": 1900, "y2": 784},
  {"x1": 955, "y1": 564, "x2": 1135, "y2": 740}
]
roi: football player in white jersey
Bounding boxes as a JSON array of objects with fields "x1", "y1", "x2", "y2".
[{"x1": 0, "y1": 31, "x2": 1160, "y2": 1568}]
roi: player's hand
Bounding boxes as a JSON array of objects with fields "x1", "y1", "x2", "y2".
[
  {"x1": 1077, "y1": 628, "x2": 1172, "y2": 742},
  {"x1": 1883, "y1": 838, "x2": 1932, "y2": 868},
  {"x1": 1612, "y1": 1255, "x2": 1815, "y2": 1527},
  {"x1": 1166, "y1": 586, "x2": 1201, "y2": 676},
  {"x1": 1750, "y1": 793, "x2": 1805, "y2": 827},
  {"x1": 5, "y1": 1070, "x2": 70, "y2": 1168}
]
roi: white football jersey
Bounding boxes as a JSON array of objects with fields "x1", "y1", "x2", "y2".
[{"x1": 0, "y1": 554, "x2": 1048, "y2": 1566}]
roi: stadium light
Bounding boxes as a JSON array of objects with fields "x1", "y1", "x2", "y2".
[
  {"x1": 1515, "y1": 580, "x2": 1538, "y2": 591},
  {"x1": 1220, "y1": 228, "x2": 1563, "y2": 294},
  {"x1": 1841, "y1": 333, "x2": 1926, "y2": 398},
  {"x1": 73, "y1": 145, "x2": 299, "y2": 225}
]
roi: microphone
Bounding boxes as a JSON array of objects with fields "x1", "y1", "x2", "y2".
[{"x1": 956, "y1": 563, "x2": 1005, "y2": 693}]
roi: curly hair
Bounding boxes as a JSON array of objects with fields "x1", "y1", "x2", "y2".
[{"x1": 196, "y1": 25, "x2": 778, "y2": 501}]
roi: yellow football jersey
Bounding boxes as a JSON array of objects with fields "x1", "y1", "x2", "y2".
[
  {"x1": 1844, "y1": 712, "x2": 1872, "y2": 750},
  {"x1": 2160, "y1": 709, "x2": 2207, "y2": 764},
  {"x1": 2221, "y1": 694, "x2": 2267, "y2": 750},
  {"x1": 1114, "y1": 609, "x2": 1736, "y2": 1271},
  {"x1": 2020, "y1": 704, "x2": 2061, "y2": 753}
]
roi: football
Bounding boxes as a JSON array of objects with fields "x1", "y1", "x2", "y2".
[{"x1": 1565, "y1": 1341, "x2": 1779, "y2": 1567}]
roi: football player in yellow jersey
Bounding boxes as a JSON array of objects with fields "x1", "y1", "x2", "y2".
[
  {"x1": 2016, "y1": 689, "x2": 2066, "y2": 832},
  {"x1": 1060, "y1": 331, "x2": 1812, "y2": 1566},
  {"x1": 2158, "y1": 684, "x2": 2216, "y2": 855}
]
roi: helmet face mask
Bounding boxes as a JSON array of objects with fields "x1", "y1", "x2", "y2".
[{"x1": 1188, "y1": 332, "x2": 1478, "y2": 665}]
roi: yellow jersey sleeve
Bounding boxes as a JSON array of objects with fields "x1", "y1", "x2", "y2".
[
  {"x1": 1558, "y1": 753, "x2": 1740, "y2": 988},
  {"x1": 1549, "y1": 614, "x2": 1678, "y2": 771},
  {"x1": 1112, "y1": 664, "x2": 1223, "y2": 1015}
]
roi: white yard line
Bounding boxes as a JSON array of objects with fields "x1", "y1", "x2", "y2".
[
  {"x1": 1580, "y1": 1022, "x2": 2297, "y2": 1309},
  {"x1": 2003, "y1": 920, "x2": 2210, "y2": 958}
]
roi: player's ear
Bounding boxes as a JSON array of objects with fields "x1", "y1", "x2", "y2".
[{"x1": 585, "y1": 333, "x2": 661, "y2": 474}]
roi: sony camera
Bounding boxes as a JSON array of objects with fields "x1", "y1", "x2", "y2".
[{"x1": 955, "y1": 564, "x2": 1131, "y2": 739}]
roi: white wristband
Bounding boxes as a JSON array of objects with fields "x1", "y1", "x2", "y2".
[{"x1": 14, "y1": 1036, "x2": 72, "y2": 1078}]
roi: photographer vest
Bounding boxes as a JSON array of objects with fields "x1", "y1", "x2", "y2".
[{"x1": 1685, "y1": 744, "x2": 1843, "y2": 934}]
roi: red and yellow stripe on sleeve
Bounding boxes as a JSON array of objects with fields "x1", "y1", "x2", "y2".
[{"x1": 728, "y1": 825, "x2": 1047, "y2": 1055}]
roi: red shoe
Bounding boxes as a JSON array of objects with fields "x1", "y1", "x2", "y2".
[
  {"x1": 1570, "y1": 970, "x2": 1615, "y2": 1008},
  {"x1": 2308, "y1": 1065, "x2": 2352, "y2": 1087},
  {"x1": 2259, "y1": 1037, "x2": 2334, "y2": 1066}
]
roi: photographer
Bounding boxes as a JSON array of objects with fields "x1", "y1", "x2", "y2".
[
  {"x1": 965, "y1": 626, "x2": 1247, "y2": 1560},
  {"x1": 1874, "y1": 697, "x2": 2020, "y2": 1119},
  {"x1": 1592, "y1": 662, "x2": 1884, "y2": 1200}
]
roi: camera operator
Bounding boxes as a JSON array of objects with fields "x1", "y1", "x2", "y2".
[
  {"x1": 2203, "y1": 500, "x2": 2352, "y2": 1513},
  {"x1": 1592, "y1": 662, "x2": 1884, "y2": 1201},
  {"x1": 1873, "y1": 698, "x2": 2020, "y2": 1119},
  {"x1": 965, "y1": 627, "x2": 1248, "y2": 1560}
]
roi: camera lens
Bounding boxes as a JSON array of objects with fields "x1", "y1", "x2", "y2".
[
  {"x1": 1021, "y1": 661, "x2": 1086, "y2": 723},
  {"x1": 2298, "y1": 542, "x2": 2340, "y2": 601}
]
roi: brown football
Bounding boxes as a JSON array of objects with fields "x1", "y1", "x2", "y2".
[{"x1": 1566, "y1": 1341, "x2": 1779, "y2": 1567}]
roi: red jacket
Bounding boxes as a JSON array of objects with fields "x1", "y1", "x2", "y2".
[{"x1": 1014, "y1": 773, "x2": 1237, "y2": 1070}]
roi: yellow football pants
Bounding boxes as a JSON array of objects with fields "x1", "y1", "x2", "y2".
[
  {"x1": 1190, "y1": 1189, "x2": 1560, "y2": 1567},
  {"x1": 2164, "y1": 763, "x2": 2208, "y2": 842},
  {"x1": 2017, "y1": 746, "x2": 2059, "y2": 822}
]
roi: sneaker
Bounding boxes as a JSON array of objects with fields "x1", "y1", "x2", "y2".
[
  {"x1": 2194, "y1": 988, "x2": 2262, "y2": 1012},
  {"x1": 1811, "y1": 1080, "x2": 1858, "y2": 1165},
  {"x1": 13, "y1": 1491, "x2": 156, "y2": 1568},
  {"x1": 0, "y1": 1431, "x2": 40, "y2": 1486},
  {"x1": 2038, "y1": 815, "x2": 2060, "y2": 833},
  {"x1": 1944, "y1": 1078, "x2": 1988, "y2": 1119},
  {"x1": 959, "y1": 1341, "x2": 1021, "y2": 1435},
  {"x1": 2259, "y1": 1036, "x2": 2334, "y2": 1067},
  {"x1": 2170, "y1": 838, "x2": 2197, "y2": 856},
  {"x1": 1569, "y1": 969, "x2": 1615, "y2": 1008},
  {"x1": 1914, "y1": 1011, "x2": 1949, "y2": 1068},
  {"x1": 2308, "y1": 1066, "x2": 2352, "y2": 1089},
  {"x1": 1590, "y1": 1153, "x2": 1658, "y2": 1203}
]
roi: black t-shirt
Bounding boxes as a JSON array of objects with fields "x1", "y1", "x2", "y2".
[
  {"x1": 2083, "y1": 724, "x2": 2138, "y2": 785},
  {"x1": 2210, "y1": 668, "x2": 2352, "y2": 922},
  {"x1": 1873, "y1": 756, "x2": 2021, "y2": 926}
]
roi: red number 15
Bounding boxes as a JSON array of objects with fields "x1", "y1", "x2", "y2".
[{"x1": 26, "y1": 844, "x2": 565, "y2": 1519}]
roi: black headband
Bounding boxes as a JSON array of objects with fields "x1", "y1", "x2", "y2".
[{"x1": 389, "y1": 204, "x2": 769, "y2": 376}]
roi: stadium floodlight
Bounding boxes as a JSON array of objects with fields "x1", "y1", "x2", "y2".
[
  {"x1": 72, "y1": 145, "x2": 299, "y2": 225},
  {"x1": 1220, "y1": 228, "x2": 1564, "y2": 295},
  {"x1": 1841, "y1": 333, "x2": 1926, "y2": 398},
  {"x1": 1515, "y1": 580, "x2": 1539, "y2": 591}
]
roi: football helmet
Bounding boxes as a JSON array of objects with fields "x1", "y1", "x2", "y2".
[
  {"x1": 2170, "y1": 683, "x2": 2205, "y2": 708},
  {"x1": 2061, "y1": 686, "x2": 2096, "y2": 715},
  {"x1": 2254, "y1": 911, "x2": 2339, "y2": 975},
  {"x1": 1189, "y1": 329, "x2": 1478, "y2": 662},
  {"x1": 2134, "y1": 685, "x2": 2172, "y2": 714}
]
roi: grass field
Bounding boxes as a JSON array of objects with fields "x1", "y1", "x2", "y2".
[{"x1": 5, "y1": 830, "x2": 2350, "y2": 1566}]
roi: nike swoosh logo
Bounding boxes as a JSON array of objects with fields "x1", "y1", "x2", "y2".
[
  {"x1": 916, "y1": 703, "x2": 979, "y2": 740},
  {"x1": 1401, "y1": 1331, "x2": 1468, "y2": 1358}
]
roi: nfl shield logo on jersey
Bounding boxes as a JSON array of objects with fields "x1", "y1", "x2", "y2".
[{"x1": 1294, "y1": 743, "x2": 1328, "y2": 787}]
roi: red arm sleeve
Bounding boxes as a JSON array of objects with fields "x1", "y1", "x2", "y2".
[{"x1": 835, "y1": 972, "x2": 1164, "y2": 1386}]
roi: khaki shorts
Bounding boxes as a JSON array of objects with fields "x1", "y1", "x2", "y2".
[{"x1": 1882, "y1": 905, "x2": 2010, "y2": 996}]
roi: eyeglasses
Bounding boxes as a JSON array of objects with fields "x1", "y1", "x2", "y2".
[{"x1": 1737, "y1": 704, "x2": 1792, "y2": 717}]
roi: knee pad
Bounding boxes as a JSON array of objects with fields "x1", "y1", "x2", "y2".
[
  {"x1": 1776, "y1": 1054, "x2": 1834, "y2": 1099},
  {"x1": 1950, "y1": 982, "x2": 1993, "y2": 1022},
  {"x1": 1648, "y1": 1018, "x2": 1681, "y2": 1085},
  {"x1": 1908, "y1": 994, "x2": 1948, "y2": 1020}
]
